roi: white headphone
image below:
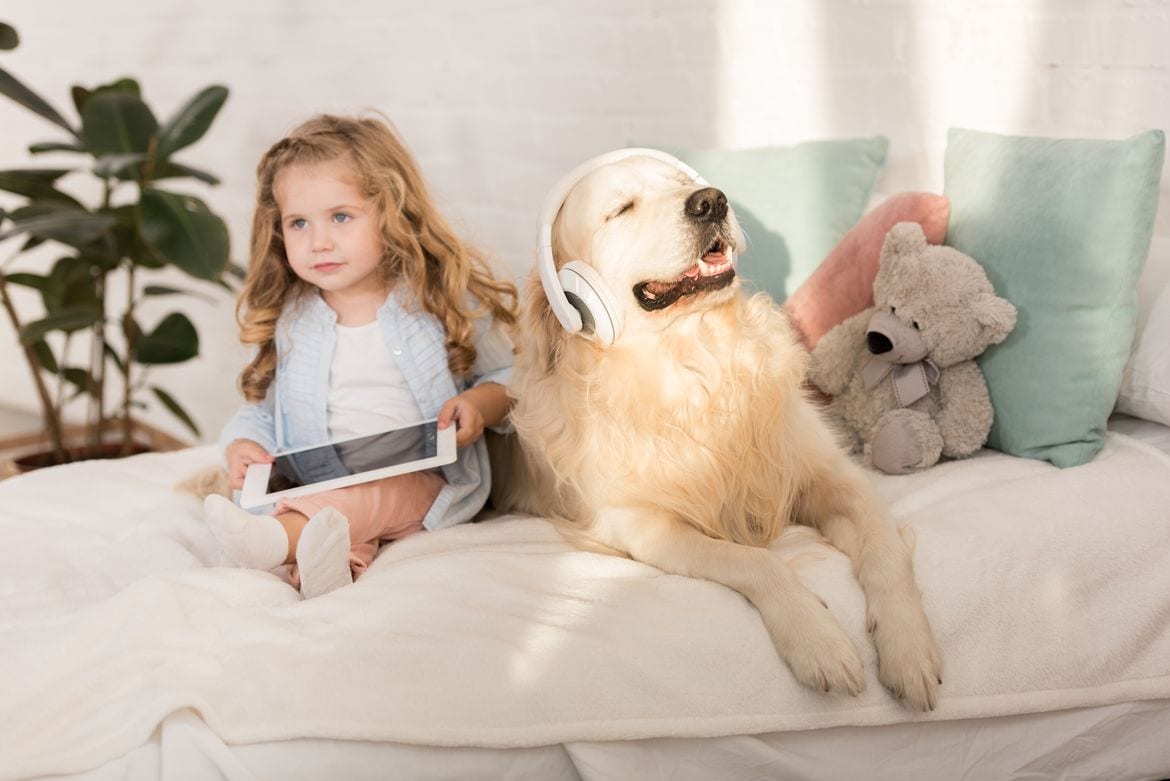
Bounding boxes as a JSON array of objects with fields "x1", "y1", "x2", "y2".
[{"x1": 536, "y1": 147, "x2": 707, "y2": 345}]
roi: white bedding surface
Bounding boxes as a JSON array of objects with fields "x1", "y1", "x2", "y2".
[
  {"x1": 1110, "y1": 411, "x2": 1170, "y2": 454},
  {"x1": 2, "y1": 431, "x2": 1170, "y2": 779},
  {"x1": 52, "y1": 699, "x2": 1170, "y2": 781}
]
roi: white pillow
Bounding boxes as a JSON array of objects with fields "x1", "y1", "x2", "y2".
[{"x1": 1116, "y1": 234, "x2": 1170, "y2": 426}]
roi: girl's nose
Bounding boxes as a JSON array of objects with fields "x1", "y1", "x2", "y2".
[{"x1": 311, "y1": 226, "x2": 333, "y2": 252}]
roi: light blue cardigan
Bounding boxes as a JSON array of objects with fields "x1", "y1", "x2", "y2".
[{"x1": 218, "y1": 286, "x2": 513, "y2": 531}]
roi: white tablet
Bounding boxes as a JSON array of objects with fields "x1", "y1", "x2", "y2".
[{"x1": 239, "y1": 418, "x2": 456, "y2": 509}]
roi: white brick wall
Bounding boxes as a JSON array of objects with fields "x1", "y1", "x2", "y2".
[{"x1": 1, "y1": 0, "x2": 1168, "y2": 444}]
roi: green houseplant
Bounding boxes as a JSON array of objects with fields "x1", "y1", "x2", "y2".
[{"x1": 0, "y1": 22, "x2": 235, "y2": 465}]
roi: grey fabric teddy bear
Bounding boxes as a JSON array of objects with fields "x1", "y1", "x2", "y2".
[{"x1": 809, "y1": 222, "x2": 1017, "y2": 474}]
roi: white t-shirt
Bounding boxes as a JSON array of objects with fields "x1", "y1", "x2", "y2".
[{"x1": 327, "y1": 320, "x2": 422, "y2": 440}]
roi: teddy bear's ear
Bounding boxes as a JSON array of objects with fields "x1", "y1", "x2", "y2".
[
  {"x1": 880, "y1": 221, "x2": 928, "y2": 262},
  {"x1": 976, "y1": 294, "x2": 1018, "y2": 344},
  {"x1": 875, "y1": 222, "x2": 928, "y2": 300}
]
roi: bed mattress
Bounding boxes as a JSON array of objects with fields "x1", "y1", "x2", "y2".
[{"x1": 4, "y1": 418, "x2": 1169, "y2": 780}]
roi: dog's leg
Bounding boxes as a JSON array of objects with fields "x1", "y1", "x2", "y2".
[
  {"x1": 591, "y1": 506, "x2": 866, "y2": 698},
  {"x1": 798, "y1": 456, "x2": 942, "y2": 711}
]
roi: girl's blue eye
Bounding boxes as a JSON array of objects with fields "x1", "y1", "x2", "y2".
[
  {"x1": 333, "y1": 213, "x2": 351, "y2": 224},
  {"x1": 290, "y1": 218, "x2": 307, "y2": 230}
]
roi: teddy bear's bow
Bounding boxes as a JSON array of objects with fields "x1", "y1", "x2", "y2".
[{"x1": 861, "y1": 357, "x2": 941, "y2": 407}]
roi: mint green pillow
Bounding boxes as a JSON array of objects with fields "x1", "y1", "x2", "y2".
[
  {"x1": 944, "y1": 127, "x2": 1165, "y2": 467},
  {"x1": 668, "y1": 137, "x2": 888, "y2": 302}
]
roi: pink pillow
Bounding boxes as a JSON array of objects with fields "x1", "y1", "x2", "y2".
[{"x1": 781, "y1": 192, "x2": 950, "y2": 349}]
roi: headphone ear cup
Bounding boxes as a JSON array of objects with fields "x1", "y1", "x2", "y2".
[{"x1": 556, "y1": 260, "x2": 622, "y2": 346}]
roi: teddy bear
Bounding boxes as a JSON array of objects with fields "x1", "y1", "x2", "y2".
[{"x1": 808, "y1": 221, "x2": 1017, "y2": 474}]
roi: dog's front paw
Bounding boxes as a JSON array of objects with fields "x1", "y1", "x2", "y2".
[
  {"x1": 869, "y1": 599, "x2": 942, "y2": 711},
  {"x1": 765, "y1": 597, "x2": 866, "y2": 698}
]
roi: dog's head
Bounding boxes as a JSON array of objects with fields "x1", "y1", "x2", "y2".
[{"x1": 550, "y1": 154, "x2": 745, "y2": 338}]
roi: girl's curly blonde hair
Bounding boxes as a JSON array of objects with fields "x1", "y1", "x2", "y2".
[{"x1": 237, "y1": 114, "x2": 517, "y2": 402}]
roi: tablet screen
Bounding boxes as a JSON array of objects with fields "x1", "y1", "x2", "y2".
[{"x1": 265, "y1": 420, "x2": 440, "y2": 495}]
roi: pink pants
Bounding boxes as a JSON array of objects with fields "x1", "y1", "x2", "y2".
[{"x1": 276, "y1": 469, "x2": 445, "y2": 588}]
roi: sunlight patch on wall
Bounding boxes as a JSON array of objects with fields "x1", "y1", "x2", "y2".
[{"x1": 712, "y1": 0, "x2": 830, "y2": 149}]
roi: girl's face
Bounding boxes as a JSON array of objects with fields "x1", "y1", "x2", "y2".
[{"x1": 275, "y1": 158, "x2": 386, "y2": 316}]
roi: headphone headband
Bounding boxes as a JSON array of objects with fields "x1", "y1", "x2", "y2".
[{"x1": 536, "y1": 148, "x2": 706, "y2": 336}]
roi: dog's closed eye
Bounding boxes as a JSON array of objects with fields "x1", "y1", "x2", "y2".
[{"x1": 607, "y1": 200, "x2": 637, "y2": 220}]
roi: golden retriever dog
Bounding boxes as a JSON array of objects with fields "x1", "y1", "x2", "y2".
[{"x1": 496, "y1": 151, "x2": 942, "y2": 710}]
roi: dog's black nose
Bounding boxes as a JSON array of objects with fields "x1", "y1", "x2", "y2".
[
  {"x1": 685, "y1": 187, "x2": 728, "y2": 223},
  {"x1": 866, "y1": 331, "x2": 893, "y2": 355}
]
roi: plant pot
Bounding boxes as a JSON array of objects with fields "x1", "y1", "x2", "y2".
[
  {"x1": 13, "y1": 441, "x2": 156, "y2": 470},
  {"x1": 0, "y1": 421, "x2": 189, "y2": 478}
]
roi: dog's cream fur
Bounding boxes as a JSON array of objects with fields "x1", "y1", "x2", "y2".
[{"x1": 498, "y1": 156, "x2": 942, "y2": 709}]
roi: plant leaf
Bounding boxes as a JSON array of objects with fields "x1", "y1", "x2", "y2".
[
  {"x1": 151, "y1": 385, "x2": 201, "y2": 437},
  {"x1": 41, "y1": 255, "x2": 102, "y2": 313},
  {"x1": 103, "y1": 343, "x2": 126, "y2": 376},
  {"x1": 142, "y1": 285, "x2": 186, "y2": 296},
  {"x1": 0, "y1": 65, "x2": 80, "y2": 139},
  {"x1": 81, "y1": 90, "x2": 158, "y2": 157},
  {"x1": 70, "y1": 85, "x2": 91, "y2": 115},
  {"x1": 30, "y1": 140, "x2": 87, "y2": 155},
  {"x1": 31, "y1": 339, "x2": 59, "y2": 374},
  {"x1": 157, "y1": 85, "x2": 228, "y2": 159},
  {"x1": 96, "y1": 204, "x2": 161, "y2": 271},
  {"x1": 19, "y1": 308, "x2": 104, "y2": 344},
  {"x1": 0, "y1": 207, "x2": 114, "y2": 246},
  {"x1": 135, "y1": 311, "x2": 198, "y2": 364},
  {"x1": 0, "y1": 169, "x2": 85, "y2": 208},
  {"x1": 138, "y1": 189, "x2": 229, "y2": 280},
  {"x1": 3, "y1": 272, "x2": 48, "y2": 290},
  {"x1": 93, "y1": 152, "x2": 147, "y2": 180},
  {"x1": 142, "y1": 284, "x2": 217, "y2": 304},
  {"x1": 61, "y1": 367, "x2": 95, "y2": 397},
  {"x1": 0, "y1": 22, "x2": 18, "y2": 51},
  {"x1": 0, "y1": 168, "x2": 71, "y2": 183},
  {"x1": 92, "y1": 78, "x2": 141, "y2": 98},
  {"x1": 153, "y1": 160, "x2": 220, "y2": 186},
  {"x1": 58, "y1": 270, "x2": 103, "y2": 310}
]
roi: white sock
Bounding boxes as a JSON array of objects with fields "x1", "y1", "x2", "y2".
[
  {"x1": 296, "y1": 507, "x2": 353, "y2": 600},
  {"x1": 203, "y1": 494, "x2": 288, "y2": 571}
]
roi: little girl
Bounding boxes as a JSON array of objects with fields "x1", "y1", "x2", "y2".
[{"x1": 206, "y1": 114, "x2": 517, "y2": 599}]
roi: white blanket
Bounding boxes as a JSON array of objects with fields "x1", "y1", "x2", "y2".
[{"x1": 1, "y1": 435, "x2": 1169, "y2": 779}]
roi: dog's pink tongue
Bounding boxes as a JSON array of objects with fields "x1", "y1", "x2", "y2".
[{"x1": 699, "y1": 252, "x2": 729, "y2": 277}]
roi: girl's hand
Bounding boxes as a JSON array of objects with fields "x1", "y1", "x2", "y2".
[
  {"x1": 225, "y1": 438, "x2": 274, "y2": 489},
  {"x1": 437, "y1": 392, "x2": 487, "y2": 448}
]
